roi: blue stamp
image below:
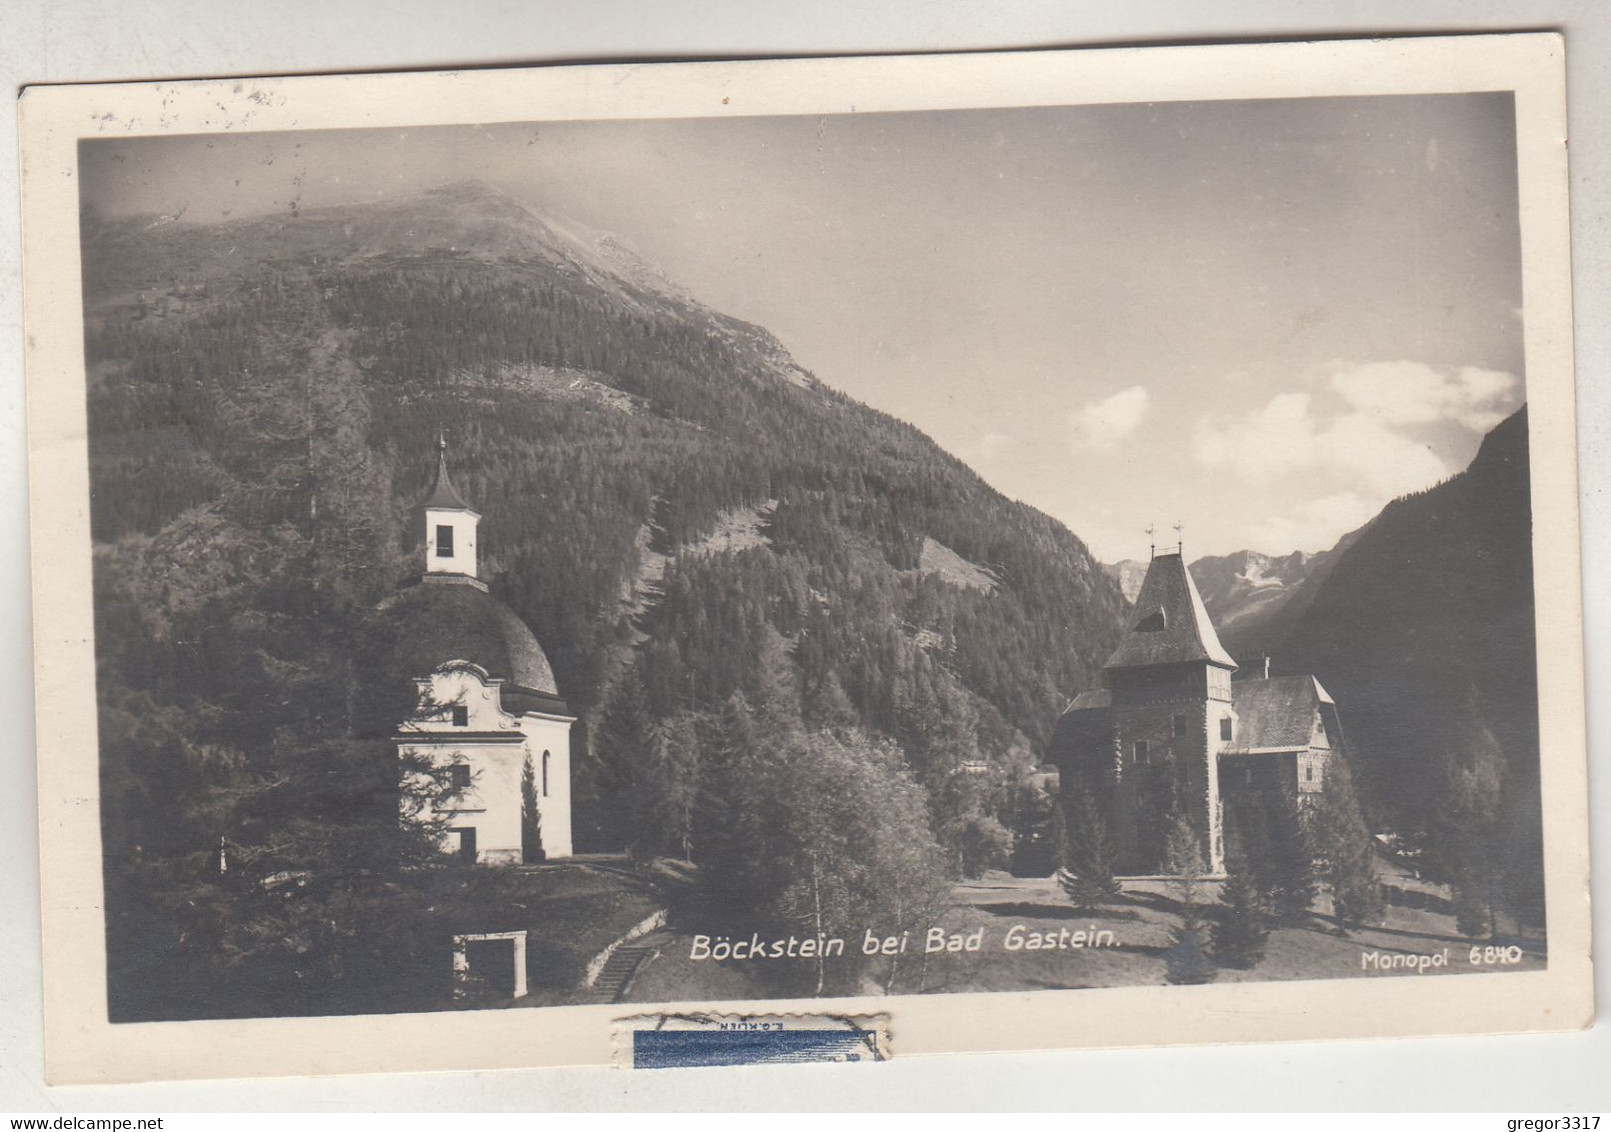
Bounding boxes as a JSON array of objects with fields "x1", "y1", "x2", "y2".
[{"x1": 620, "y1": 1014, "x2": 890, "y2": 1069}]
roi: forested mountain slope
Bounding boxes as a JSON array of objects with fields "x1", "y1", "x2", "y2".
[
  {"x1": 85, "y1": 181, "x2": 1128, "y2": 873},
  {"x1": 1186, "y1": 536, "x2": 1364, "y2": 665},
  {"x1": 1273, "y1": 408, "x2": 1539, "y2": 903}
]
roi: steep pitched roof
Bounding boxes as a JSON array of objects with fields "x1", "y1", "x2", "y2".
[
  {"x1": 1047, "y1": 690, "x2": 1113, "y2": 765},
  {"x1": 1227, "y1": 675, "x2": 1333, "y2": 751},
  {"x1": 1104, "y1": 552, "x2": 1237, "y2": 670},
  {"x1": 424, "y1": 449, "x2": 474, "y2": 511},
  {"x1": 1067, "y1": 688, "x2": 1112, "y2": 712}
]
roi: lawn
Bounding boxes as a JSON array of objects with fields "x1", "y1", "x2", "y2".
[
  {"x1": 382, "y1": 859, "x2": 667, "y2": 1008},
  {"x1": 919, "y1": 874, "x2": 1545, "y2": 992},
  {"x1": 617, "y1": 872, "x2": 1546, "y2": 1003}
]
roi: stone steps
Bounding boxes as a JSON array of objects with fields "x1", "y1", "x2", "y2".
[{"x1": 591, "y1": 945, "x2": 654, "y2": 1002}]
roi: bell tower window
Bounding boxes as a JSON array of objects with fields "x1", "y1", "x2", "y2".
[{"x1": 422, "y1": 437, "x2": 481, "y2": 579}]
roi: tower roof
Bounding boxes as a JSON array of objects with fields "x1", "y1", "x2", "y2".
[
  {"x1": 1226, "y1": 675, "x2": 1334, "y2": 751},
  {"x1": 379, "y1": 576, "x2": 563, "y2": 701},
  {"x1": 424, "y1": 444, "x2": 473, "y2": 512},
  {"x1": 1104, "y1": 551, "x2": 1237, "y2": 670}
]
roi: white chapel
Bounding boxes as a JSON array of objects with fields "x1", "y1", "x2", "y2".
[{"x1": 381, "y1": 441, "x2": 574, "y2": 863}]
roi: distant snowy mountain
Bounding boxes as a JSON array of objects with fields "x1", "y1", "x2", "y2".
[
  {"x1": 1103, "y1": 534, "x2": 1364, "y2": 665},
  {"x1": 1101, "y1": 559, "x2": 1149, "y2": 604},
  {"x1": 1187, "y1": 540, "x2": 1361, "y2": 664}
]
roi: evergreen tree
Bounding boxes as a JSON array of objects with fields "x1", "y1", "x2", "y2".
[
  {"x1": 1260, "y1": 792, "x2": 1317, "y2": 926},
  {"x1": 1048, "y1": 797, "x2": 1072, "y2": 875},
  {"x1": 641, "y1": 711, "x2": 701, "y2": 861},
  {"x1": 1212, "y1": 854, "x2": 1271, "y2": 968},
  {"x1": 803, "y1": 669, "x2": 859, "y2": 734},
  {"x1": 1162, "y1": 812, "x2": 1216, "y2": 985},
  {"x1": 1163, "y1": 811, "x2": 1209, "y2": 931},
  {"x1": 690, "y1": 692, "x2": 771, "y2": 915},
  {"x1": 1056, "y1": 787, "x2": 1121, "y2": 910},
  {"x1": 592, "y1": 666, "x2": 653, "y2": 853},
  {"x1": 1501, "y1": 776, "x2": 1546, "y2": 931},
  {"x1": 1007, "y1": 773, "x2": 1056, "y2": 878},
  {"x1": 1306, "y1": 755, "x2": 1381, "y2": 935},
  {"x1": 748, "y1": 623, "x2": 805, "y2": 742},
  {"x1": 521, "y1": 752, "x2": 543, "y2": 864},
  {"x1": 1426, "y1": 691, "x2": 1508, "y2": 939}
]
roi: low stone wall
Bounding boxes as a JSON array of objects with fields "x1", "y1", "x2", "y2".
[
  {"x1": 584, "y1": 909, "x2": 667, "y2": 987},
  {"x1": 1382, "y1": 882, "x2": 1455, "y2": 914}
]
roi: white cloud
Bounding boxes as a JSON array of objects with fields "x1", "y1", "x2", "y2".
[
  {"x1": 1246, "y1": 492, "x2": 1383, "y2": 556},
  {"x1": 1193, "y1": 391, "x2": 1449, "y2": 501},
  {"x1": 956, "y1": 430, "x2": 1013, "y2": 474},
  {"x1": 1070, "y1": 385, "x2": 1149, "y2": 450},
  {"x1": 1191, "y1": 368, "x2": 1509, "y2": 553},
  {"x1": 975, "y1": 431, "x2": 1010, "y2": 460},
  {"x1": 1329, "y1": 360, "x2": 1519, "y2": 432}
]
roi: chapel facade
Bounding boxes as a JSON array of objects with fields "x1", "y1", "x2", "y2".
[
  {"x1": 381, "y1": 442, "x2": 575, "y2": 863},
  {"x1": 1048, "y1": 547, "x2": 1344, "y2": 876}
]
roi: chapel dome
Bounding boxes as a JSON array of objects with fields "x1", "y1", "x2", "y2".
[{"x1": 378, "y1": 575, "x2": 560, "y2": 697}]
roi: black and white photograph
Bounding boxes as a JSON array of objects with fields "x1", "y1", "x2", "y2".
[{"x1": 17, "y1": 35, "x2": 1590, "y2": 1084}]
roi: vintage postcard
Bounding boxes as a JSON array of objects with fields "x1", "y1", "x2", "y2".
[{"x1": 18, "y1": 34, "x2": 1589, "y2": 1085}]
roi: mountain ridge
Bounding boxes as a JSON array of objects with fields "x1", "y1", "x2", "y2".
[
  {"x1": 1274, "y1": 406, "x2": 1537, "y2": 831},
  {"x1": 85, "y1": 178, "x2": 1128, "y2": 864},
  {"x1": 1103, "y1": 528, "x2": 1365, "y2": 666}
]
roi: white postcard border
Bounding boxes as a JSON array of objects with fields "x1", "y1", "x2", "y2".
[{"x1": 18, "y1": 33, "x2": 1589, "y2": 1085}]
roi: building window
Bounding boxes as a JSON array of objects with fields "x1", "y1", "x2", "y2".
[
  {"x1": 542, "y1": 750, "x2": 551, "y2": 796},
  {"x1": 1243, "y1": 766, "x2": 1254, "y2": 785},
  {"x1": 1305, "y1": 765, "x2": 1315, "y2": 783},
  {"x1": 1132, "y1": 740, "x2": 1148, "y2": 764},
  {"x1": 1172, "y1": 713, "x2": 1187, "y2": 738},
  {"x1": 436, "y1": 523, "x2": 455, "y2": 557},
  {"x1": 449, "y1": 764, "x2": 471, "y2": 790},
  {"x1": 1220, "y1": 717, "x2": 1233, "y2": 741},
  {"x1": 451, "y1": 704, "x2": 469, "y2": 727}
]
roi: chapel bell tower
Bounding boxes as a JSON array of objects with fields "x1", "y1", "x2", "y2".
[{"x1": 424, "y1": 435, "x2": 480, "y2": 579}]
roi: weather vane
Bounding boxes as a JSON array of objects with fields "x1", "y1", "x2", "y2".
[
  {"x1": 1145, "y1": 523, "x2": 1156, "y2": 559},
  {"x1": 1174, "y1": 520, "x2": 1184, "y2": 556}
]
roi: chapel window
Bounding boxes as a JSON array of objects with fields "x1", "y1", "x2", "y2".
[
  {"x1": 542, "y1": 750, "x2": 551, "y2": 796},
  {"x1": 449, "y1": 764, "x2": 471, "y2": 790},
  {"x1": 436, "y1": 523, "x2": 455, "y2": 557},
  {"x1": 451, "y1": 704, "x2": 469, "y2": 727},
  {"x1": 1220, "y1": 717, "x2": 1233, "y2": 741},
  {"x1": 1132, "y1": 740, "x2": 1149, "y2": 764},
  {"x1": 1172, "y1": 713, "x2": 1187, "y2": 738}
]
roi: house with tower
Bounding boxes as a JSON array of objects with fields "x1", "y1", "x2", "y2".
[
  {"x1": 1048, "y1": 540, "x2": 1344, "y2": 876},
  {"x1": 379, "y1": 441, "x2": 575, "y2": 863}
]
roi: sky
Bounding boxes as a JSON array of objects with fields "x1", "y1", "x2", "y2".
[{"x1": 80, "y1": 92, "x2": 1525, "y2": 561}]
